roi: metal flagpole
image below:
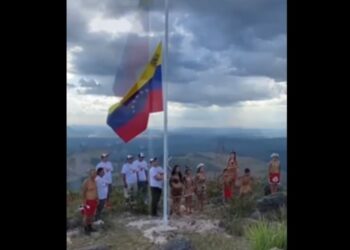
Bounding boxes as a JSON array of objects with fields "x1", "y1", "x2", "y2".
[{"x1": 162, "y1": 0, "x2": 169, "y2": 226}]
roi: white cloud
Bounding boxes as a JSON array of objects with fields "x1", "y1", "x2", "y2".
[
  {"x1": 67, "y1": 89, "x2": 121, "y2": 125},
  {"x1": 140, "y1": 99, "x2": 285, "y2": 129},
  {"x1": 89, "y1": 15, "x2": 135, "y2": 36}
]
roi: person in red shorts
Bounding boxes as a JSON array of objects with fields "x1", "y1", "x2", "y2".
[
  {"x1": 81, "y1": 169, "x2": 98, "y2": 235},
  {"x1": 222, "y1": 168, "x2": 233, "y2": 201},
  {"x1": 268, "y1": 153, "x2": 281, "y2": 194}
]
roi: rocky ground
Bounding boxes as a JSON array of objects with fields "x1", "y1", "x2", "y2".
[{"x1": 67, "y1": 185, "x2": 286, "y2": 250}]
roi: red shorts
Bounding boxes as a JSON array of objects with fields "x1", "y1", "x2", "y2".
[
  {"x1": 224, "y1": 185, "x2": 233, "y2": 199},
  {"x1": 83, "y1": 199, "x2": 98, "y2": 217},
  {"x1": 269, "y1": 173, "x2": 280, "y2": 184}
]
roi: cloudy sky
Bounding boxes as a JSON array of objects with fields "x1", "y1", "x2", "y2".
[{"x1": 67, "y1": 0, "x2": 286, "y2": 130}]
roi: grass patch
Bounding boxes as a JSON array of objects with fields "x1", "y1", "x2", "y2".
[
  {"x1": 67, "y1": 190, "x2": 82, "y2": 219},
  {"x1": 245, "y1": 219, "x2": 287, "y2": 250}
]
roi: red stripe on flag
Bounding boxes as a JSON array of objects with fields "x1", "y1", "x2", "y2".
[
  {"x1": 115, "y1": 110, "x2": 150, "y2": 143},
  {"x1": 149, "y1": 89, "x2": 163, "y2": 113}
]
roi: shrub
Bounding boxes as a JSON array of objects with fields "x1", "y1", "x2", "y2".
[{"x1": 245, "y1": 219, "x2": 287, "y2": 250}]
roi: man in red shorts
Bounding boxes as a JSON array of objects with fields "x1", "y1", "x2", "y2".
[
  {"x1": 268, "y1": 153, "x2": 281, "y2": 194},
  {"x1": 81, "y1": 169, "x2": 98, "y2": 235}
]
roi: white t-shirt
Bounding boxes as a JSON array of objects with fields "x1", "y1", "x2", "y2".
[
  {"x1": 134, "y1": 160, "x2": 148, "y2": 182},
  {"x1": 149, "y1": 166, "x2": 164, "y2": 189},
  {"x1": 95, "y1": 175, "x2": 108, "y2": 199},
  {"x1": 96, "y1": 161, "x2": 113, "y2": 184},
  {"x1": 121, "y1": 162, "x2": 138, "y2": 185}
]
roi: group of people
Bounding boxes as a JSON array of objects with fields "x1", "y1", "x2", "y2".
[
  {"x1": 80, "y1": 153, "x2": 113, "y2": 234},
  {"x1": 80, "y1": 151, "x2": 281, "y2": 235},
  {"x1": 169, "y1": 163, "x2": 207, "y2": 216},
  {"x1": 221, "y1": 151, "x2": 255, "y2": 201}
]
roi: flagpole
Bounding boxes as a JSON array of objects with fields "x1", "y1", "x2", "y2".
[{"x1": 162, "y1": 0, "x2": 169, "y2": 226}]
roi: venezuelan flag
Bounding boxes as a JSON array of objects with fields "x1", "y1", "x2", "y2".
[{"x1": 107, "y1": 42, "x2": 163, "y2": 143}]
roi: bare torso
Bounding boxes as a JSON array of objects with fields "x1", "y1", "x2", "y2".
[
  {"x1": 226, "y1": 158, "x2": 238, "y2": 180},
  {"x1": 240, "y1": 175, "x2": 253, "y2": 194},
  {"x1": 269, "y1": 159, "x2": 280, "y2": 174},
  {"x1": 183, "y1": 175, "x2": 194, "y2": 196},
  {"x1": 84, "y1": 179, "x2": 97, "y2": 200},
  {"x1": 195, "y1": 173, "x2": 206, "y2": 195}
]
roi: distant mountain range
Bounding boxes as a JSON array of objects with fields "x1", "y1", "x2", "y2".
[
  {"x1": 67, "y1": 125, "x2": 286, "y2": 139},
  {"x1": 67, "y1": 150, "x2": 286, "y2": 192}
]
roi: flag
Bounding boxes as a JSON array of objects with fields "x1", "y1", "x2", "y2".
[{"x1": 107, "y1": 42, "x2": 163, "y2": 143}]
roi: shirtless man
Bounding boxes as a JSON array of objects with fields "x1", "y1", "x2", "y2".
[
  {"x1": 268, "y1": 153, "x2": 281, "y2": 194},
  {"x1": 81, "y1": 169, "x2": 98, "y2": 235},
  {"x1": 238, "y1": 168, "x2": 254, "y2": 198}
]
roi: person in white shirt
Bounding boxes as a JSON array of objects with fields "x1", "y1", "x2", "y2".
[
  {"x1": 96, "y1": 153, "x2": 113, "y2": 207},
  {"x1": 121, "y1": 155, "x2": 138, "y2": 203},
  {"x1": 135, "y1": 152, "x2": 148, "y2": 202},
  {"x1": 95, "y1": 167, "x2": 108, "y2": 222},
  {"x1": 149, "y1": 157, "x2": 164, "y2": 216}
]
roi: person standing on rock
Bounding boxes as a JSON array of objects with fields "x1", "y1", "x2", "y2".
[
  {"x1": 149, "y1": 157, "x2": 164, "y2": 216},
  {"x1": 183, "y1": 166, "x2": 195, "y2": 214},
  {"x1": 95, "y1": 153, "x2": 113, "y2": 208},
  {"x1": 169, "y1": 165, "x2": 184, "y2": 216},
  {"x1": 226, "y1": 151, "x2": 239, "y2": 199},
  {"x1": 81, "y1": 169, "x2": 98, "y2": 235},
  {"x1": 268, "y1": 153, "x2": 281, "y2": 194},
  {"x1": 121, "y1": 155, "x2": 138, "y2": 205},
  {"x1": 95, "y1": 167, "x2": 108, "y2": 222},
  {"x1": 135, "y1": 152, "x2": 148, "y2": 203},
  {"x1": 194, "y1": 163, "x2": 207, "y2": 212},
  {"x1": 238, "y1": 168, "x2": 254, "y2": 198}
]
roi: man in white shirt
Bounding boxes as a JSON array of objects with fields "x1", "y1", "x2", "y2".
[
  {"x1": 96, "y1": 153, "x2": 113, "y2": 207},
  {"x1": 149, "y1": 157, "x2": 164, "y2": 216},
  {"x1": 135, "y1": 152, "x2": 148, "y2": 203},
  {"x1": 121, "y1": 155, "x2": 138, "y2": 203},
  {"x1": 95, "y1": 167, "x2": 108, "y2": 222}
]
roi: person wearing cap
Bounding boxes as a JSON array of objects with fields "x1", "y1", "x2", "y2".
[
  {"x1": 81, "y1": 169, "x2": 98, "y2": 235},
  {"x1": 121, "y1": 155, "x2": 138, "y2": 204},
  {"x1": 268, "y1": 153, "x2": 281, "y2": 194},
  {"x1": 226, "y1": 151, "x2": 239, "y2": 199},
  {"x1": 135, "y1": 153, "x2": 148, "y2": 203},
  {"x1": 194, "y1": 163, "x2": 207, "y2": 212},
  {"x1": 149, "y1": 157, "x2": 164, "y2": 216},
  {"x1": 95, "y1": 153, "x2": 113, "y2": 207}
]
